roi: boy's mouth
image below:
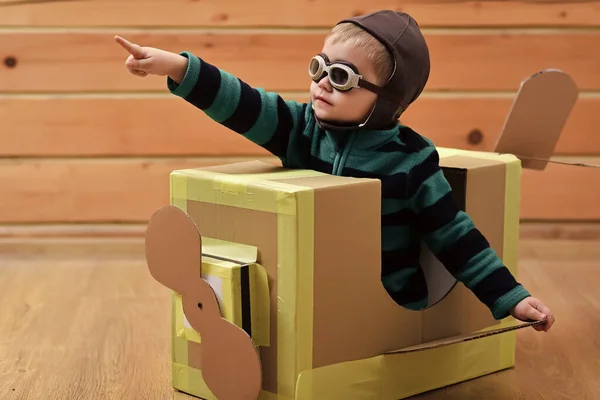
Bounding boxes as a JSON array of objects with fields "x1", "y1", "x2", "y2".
[{"x1": 315, "y1": 95, "x2": 333, "y2": 106}]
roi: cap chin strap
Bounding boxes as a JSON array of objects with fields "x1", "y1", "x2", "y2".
[
  {"x1": 315, "y1": 116, "x2": 367, "y2": 132},
  {"x1": 314, "y1": 102, "x2": 392, "y2": 132}
]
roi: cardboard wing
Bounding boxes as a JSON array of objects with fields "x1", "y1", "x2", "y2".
[{"x1": 386, "y1": 319, "x2": 544, "y2": 354}]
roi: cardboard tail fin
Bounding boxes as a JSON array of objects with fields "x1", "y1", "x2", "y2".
[{"x1": 494, "y1": 68, "x2": 579, "y2": 171}]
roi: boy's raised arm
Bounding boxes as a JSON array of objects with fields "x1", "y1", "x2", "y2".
[{"x1": 114, "y1": 36, "x2": 306, "y2": 161}]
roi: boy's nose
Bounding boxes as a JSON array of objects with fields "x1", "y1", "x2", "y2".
[{"x1": 317, "y1": 76, "x2": 332, "y2": 91}]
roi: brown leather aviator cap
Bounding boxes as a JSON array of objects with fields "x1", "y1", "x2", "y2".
[{"x1": 338, "y1": 10, "x2": 431, "y2": 128}]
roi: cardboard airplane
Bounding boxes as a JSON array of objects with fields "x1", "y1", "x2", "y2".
[{"x1": 144, "y1": 69, "x2": 578, "y2": 400}]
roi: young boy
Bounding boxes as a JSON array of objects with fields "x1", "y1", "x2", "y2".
[{"x1": 115, "y1": 10, "x2": 554, "y2": 331}]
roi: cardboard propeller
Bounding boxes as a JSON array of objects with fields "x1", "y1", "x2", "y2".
[
  {"x1": 145, "y1": 205, "x2": 262, "y2": 400},
  {"x1": 494, "y1": 68, "x2": 579, "y2": 171}
]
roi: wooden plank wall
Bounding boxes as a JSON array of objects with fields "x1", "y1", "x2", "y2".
[{"x1": 1, "y1": 0, "x2": 600, "y2": 230}]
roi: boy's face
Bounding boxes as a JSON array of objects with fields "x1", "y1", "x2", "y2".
[{"x1": 309, "y1": 39, "x2": 379, "y2": 126}]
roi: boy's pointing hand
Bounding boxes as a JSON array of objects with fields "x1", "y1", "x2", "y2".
[{"x1": 114, "y1": 35, "x2": 188, "y2": 83}]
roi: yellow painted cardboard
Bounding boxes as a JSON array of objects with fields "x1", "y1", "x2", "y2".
[{"x1": 164, "y1": 149, "x2": 523, "y2": 399}]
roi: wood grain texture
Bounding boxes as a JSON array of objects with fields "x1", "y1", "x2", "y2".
[
  {"x1": 2, "y1": 31, "x2": 599, "y2": 92},
  {"x1": 0, "y1": 237, "x2": 598, "y2": 399},
  {"x1": 521, "y1": 160, "x2": 600, "y2": 220},
  {"x1": 0, "y1": 95, "x2": 275, "y2": 156},
  {"x1": 1, "y1": 95, "x2": 595, "y2": 156},
  {"x1": 3, "y1": 221, "x2": 600, "y2": 240},
  {"x1": 0, "y1": 32, "x2": 318, "y2": 93},
  {"x1": 0, "y1": 157, "x2": 278, "y2": 223},
  {"x1": 1, "y1": 157, "x2": 599, "y2": 223},
  {"x1": 0, "y1": 223, "x2": 147, "y2": 239},
  {"x1": 0, "y1": 252, "x2": 194, "y2": 399},
  {"x1": 1, "y1": 0, "x2": 600, "y2": 27},
  {"x1": 519, "y1": 222, "x2": 600, "y2": 240}
]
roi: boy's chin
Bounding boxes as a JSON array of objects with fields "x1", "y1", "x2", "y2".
[
  {"x1": 313, "y1": 107, "x2": 335, "y2": 121},
  {"x1": 313, "y1": 105, "x2": 349, "y2": 123},
  {"x1": 314, "y1": 108, "x2": 362, "y2": 127}
]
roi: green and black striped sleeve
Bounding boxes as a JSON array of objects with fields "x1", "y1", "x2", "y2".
[
  {"x1": 167, "y1": 52, "x2": 306, "y2": 160},
  {"x1": 406, "y1": 146, "x2": 531, "y2": 319}
]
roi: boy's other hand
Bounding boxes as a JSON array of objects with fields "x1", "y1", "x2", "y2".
[
  {"x1": 510, "y1": 296, "x2": 555, "y2": 332},
  {"x1": 114, "y1": 35, "x2": 188, "y2": 83}
]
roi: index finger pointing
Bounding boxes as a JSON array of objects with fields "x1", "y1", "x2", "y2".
[{"x1": 114, "y1": 35, "x2": 145, "y2": 58}]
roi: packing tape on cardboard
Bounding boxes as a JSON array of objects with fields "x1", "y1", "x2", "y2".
[
  {"x1": 171, "y1": 170, "x2": 288, "y2": 214},
  {"x1": 170, "y1": 172, "x2": 188, "y2": 212},
  {"x1": 502, "y1": 156, "x2": 521, "y2": 277},
  {"x1": 249, "y1": 261, "x2": 271, "y2": 347},
  {"x1": 172, "y1": 293, "x2": 189, "y2": 365},
  {"x1": 173, "y1": 362, "x2": 215, "y2": 399},
  {"x1": 174, "y1": 360, "x2": 295, "y2": 400},
  {"x1": 258, "y1": 392, "x2": 294, "y2": 400},
  {"x1": 171, "y1": 168, "x2": 326, "y2": 216},
  {"x1": 276, "y1": 188, "x2": 315, "y2": 398},
  {"x1": 294, "y1": 321, "x2": 517, "y2": 400}
]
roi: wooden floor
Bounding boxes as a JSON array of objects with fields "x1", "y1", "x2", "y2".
[{"x1": 1, "y1": 235, "x2": 599, "y2": 400}]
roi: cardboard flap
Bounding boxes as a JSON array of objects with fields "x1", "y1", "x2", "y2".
[
  {"x1": 419, "y1": 240, "x2": 458, "y2": 307},
  {"x1": 202, "y1": 237, "x2": 258, "y2": 264},
  {"x1": 494, "y1": 68, "x2": 578, "y2": 171},
  {"x1": 190, "y1": 159, "x2": 283, "y2": 175},
  {"x1": 386, "y1": 319, "x2": 545, "y2": 354}
]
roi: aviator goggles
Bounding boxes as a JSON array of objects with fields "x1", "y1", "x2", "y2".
[{"x1": 308, "y1": 53, "x2": 385, "y2": 95}]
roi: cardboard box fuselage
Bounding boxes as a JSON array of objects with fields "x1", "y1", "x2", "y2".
[{"x1": 169, "y1": 148, "x2": 522, "y2": 400}]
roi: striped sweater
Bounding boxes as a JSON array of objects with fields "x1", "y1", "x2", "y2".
[{"x1": 168, "y1": 52, "x2": 531, "y2": 320}]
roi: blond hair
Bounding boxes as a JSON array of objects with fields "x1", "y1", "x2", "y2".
[{"x1": 326, "y1": 22, "x2": 393, "y2": 85}]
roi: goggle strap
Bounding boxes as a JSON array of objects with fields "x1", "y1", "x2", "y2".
[
  {"x1": 358, "y1": 79, "x2": 383, "y2": 95},
  {"x1": 358, "y1": 78, "x2": 398, "y2": 102}
]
